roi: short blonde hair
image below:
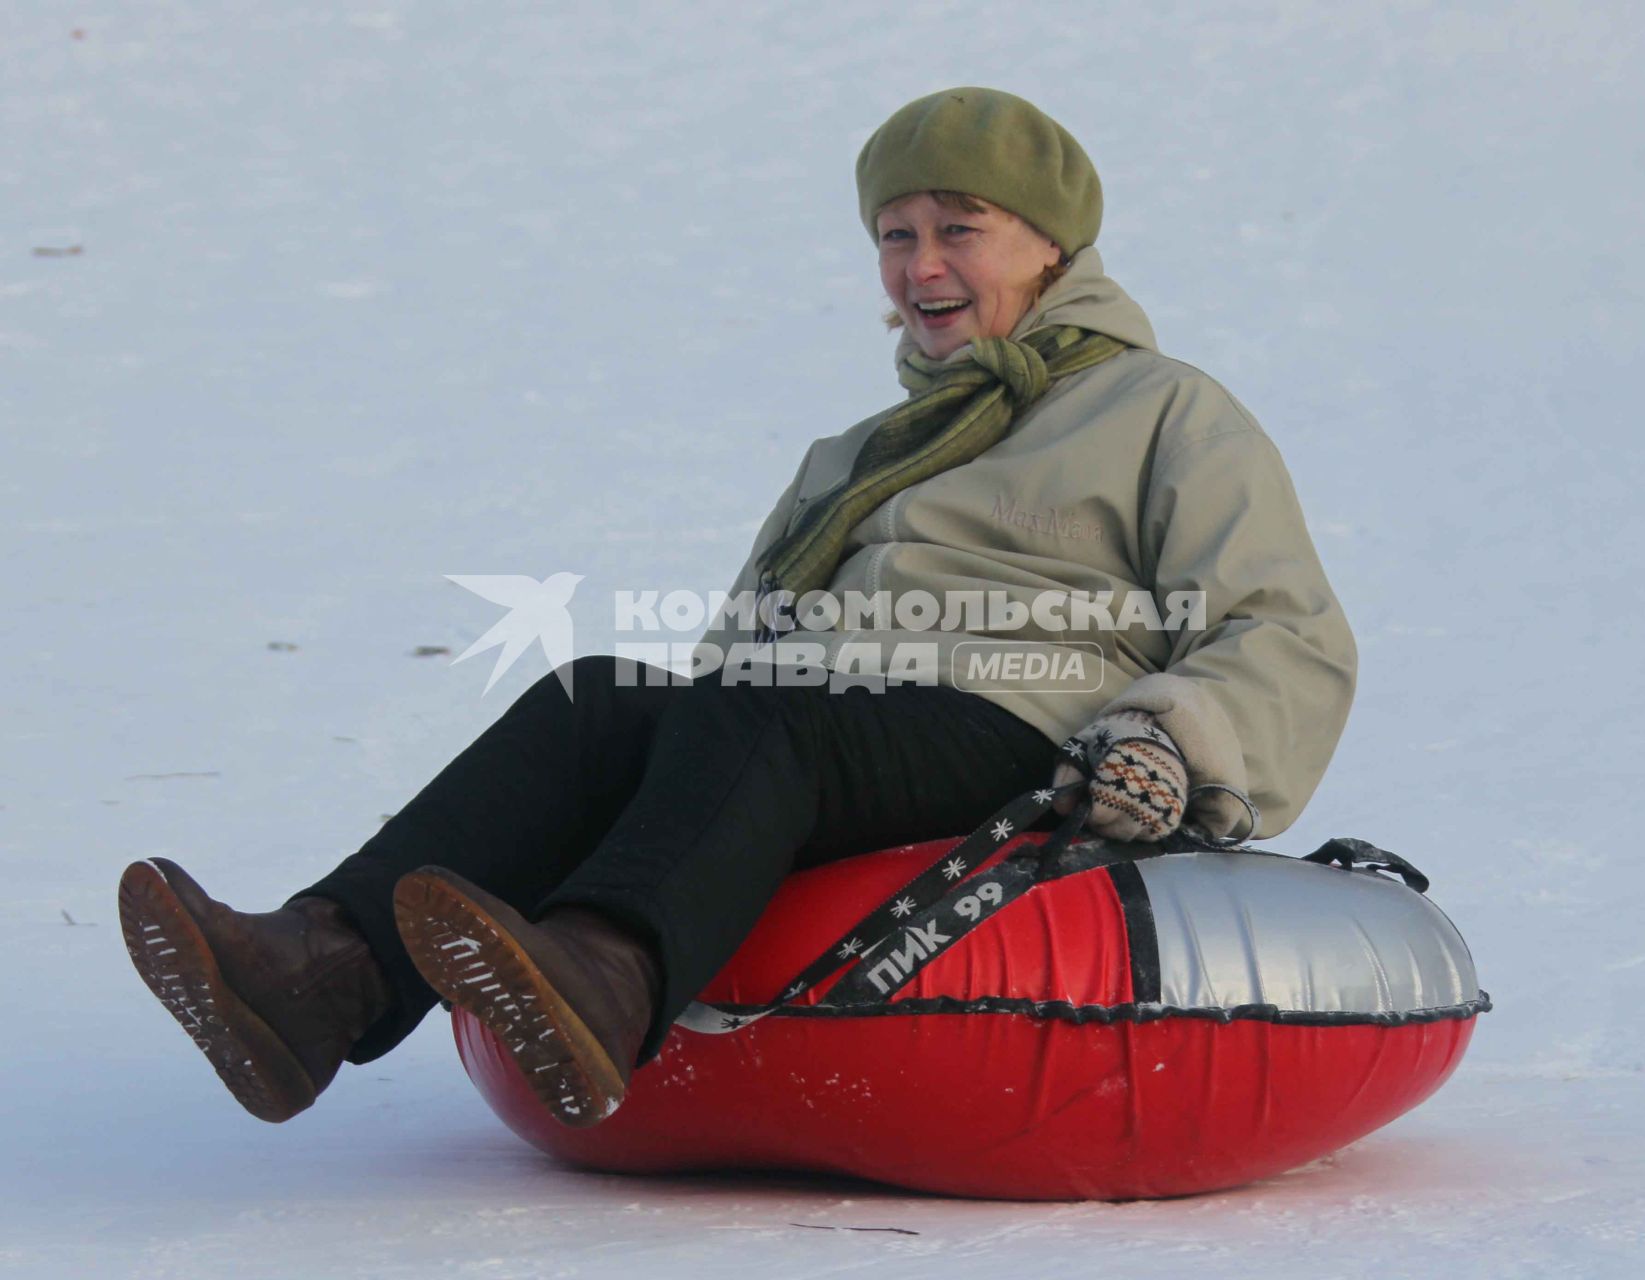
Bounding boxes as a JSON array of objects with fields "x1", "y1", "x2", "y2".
[{"x1": 877, "y1": 190, "x2": 1073, "y2": 331}]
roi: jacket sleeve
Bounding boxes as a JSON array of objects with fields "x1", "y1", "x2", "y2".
[
  {"x1": 1101, "y1": 406, "x2": 1357, "y2": 840},
  {"x1": 692, "y1": 444, "x2": 815, "y2": 664}
]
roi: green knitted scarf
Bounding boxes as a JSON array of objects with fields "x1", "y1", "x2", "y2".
[{"x1": 756, "y1": 325, "x2": 1129, "y2": 608}]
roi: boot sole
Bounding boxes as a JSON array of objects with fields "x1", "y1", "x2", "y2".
[
  {"x1": 392, "y1": 870, "x2": 625, "y2": 1128},
  {"x1": 118, "y1": 861, "x2": 318, "y2": 1123}
]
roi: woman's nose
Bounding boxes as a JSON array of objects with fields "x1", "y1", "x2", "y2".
[{"x1": 907, "y1": 239, "x2": 946, "y2": 282}]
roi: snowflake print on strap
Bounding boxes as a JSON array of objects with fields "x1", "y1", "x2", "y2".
[{"x1": 673, "y1": 768, "x2": 1080, "y2": 1035}]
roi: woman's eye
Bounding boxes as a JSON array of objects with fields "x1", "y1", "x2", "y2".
[
  {"x1": 880, "y1": 229, "x2": 910, "y2": 242},
  {"x1": 945, "y1": 225, "x2": 976, "y2": 236}
]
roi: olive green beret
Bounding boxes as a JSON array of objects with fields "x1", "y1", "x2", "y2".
[{"x1": 855, "y1": 86, "x2": 1103, "y2": 256}]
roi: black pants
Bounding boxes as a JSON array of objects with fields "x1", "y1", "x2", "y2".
[{"x1": 294, "y1": 654, "x2": 1056, "y2": 1064}]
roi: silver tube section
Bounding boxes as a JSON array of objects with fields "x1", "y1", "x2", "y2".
[{"x1": 1134, "y1": 852, "x2": 1478, "y2": 1015}]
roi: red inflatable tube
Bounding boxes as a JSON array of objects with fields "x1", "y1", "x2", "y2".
[{"x1": 453, "y1": 832, "x2": 1486, "y2": 1200}]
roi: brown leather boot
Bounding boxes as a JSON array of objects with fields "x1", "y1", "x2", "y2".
[
  {"x1": 392, "y1": 867, "x2": 660, "y2": 1129},
  {"x1": 118, "y1": 857, "x2": 393, "y2": 1123}
]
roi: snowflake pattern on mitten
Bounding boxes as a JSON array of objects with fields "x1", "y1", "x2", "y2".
[{"x1": 1051, "y1": 709, "x2": 1189, "y2": 842}]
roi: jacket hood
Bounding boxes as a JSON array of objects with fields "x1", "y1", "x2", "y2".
[{"x1": 892, "y1": 244, "x2": 1158, "y2": 378}]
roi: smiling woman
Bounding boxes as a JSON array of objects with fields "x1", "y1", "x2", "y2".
[
  {"x1": 875, "y1": 190, "x2": 1071, "y2": 356},
  {"x1": 118, "y1": 86, "x2": 1358, "y2": 1169}
]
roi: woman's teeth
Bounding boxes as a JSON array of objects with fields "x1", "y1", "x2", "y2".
[{"x1": 916, "y1": 300, "x2": 971, "y2": 316}]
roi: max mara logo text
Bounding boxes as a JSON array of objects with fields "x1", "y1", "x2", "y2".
[{"x1": 991, "y1": 494, "x2": 1099, "y2": 541}]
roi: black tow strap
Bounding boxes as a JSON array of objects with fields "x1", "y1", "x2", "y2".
[
  {"x1": 677, "y1": 735, "x2": 1101, "y2": 1033},
  {"x1": 1302, "y1": 836, "x2": 1431, "y2": 893},
  {"x1": 674, "y1": 736, "x2": 1433, "y2": 1035}
]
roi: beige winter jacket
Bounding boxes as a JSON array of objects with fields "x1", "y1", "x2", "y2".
[{"x1": 694, "y1": 246, "x2": 1356, "y2": 839}]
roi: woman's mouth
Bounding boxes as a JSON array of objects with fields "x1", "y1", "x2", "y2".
[{"x1": 913, "y1": 299, "x2": 972, "y2": 328}]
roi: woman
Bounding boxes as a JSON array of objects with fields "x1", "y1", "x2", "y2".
[{"x1": 119, "y1": 87, "x2": 1355, "y2": 1132}]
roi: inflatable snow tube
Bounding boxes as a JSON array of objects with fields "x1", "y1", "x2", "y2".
[{"x1": 453, "y1": 827, "x2": 1488, "y2": 1201}]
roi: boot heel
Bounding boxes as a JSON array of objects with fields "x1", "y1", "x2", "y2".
[
  {"x1": 392, "y1": 869, "x2": 625, "y2": 1128},
  {"x1": 118, "y1": 861, "x2": 319, "y2": 1123}
]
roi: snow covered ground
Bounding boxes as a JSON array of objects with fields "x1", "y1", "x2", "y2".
[{"x1": 4, "y1": 1, "x2": 1643, "y2": 1275}]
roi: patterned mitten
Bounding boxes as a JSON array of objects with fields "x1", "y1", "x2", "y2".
[{"x1": 1050, "y1": 709, "x2": 1189, "y2": 842}]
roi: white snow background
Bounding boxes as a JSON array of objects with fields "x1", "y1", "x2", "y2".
[{"x1": 4, "y1": 1, "x2": 1642, "y2": 1275}]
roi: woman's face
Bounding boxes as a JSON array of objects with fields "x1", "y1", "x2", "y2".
[{"x1": 876, "y1": 193, "x2": 1064, "y2": 360}]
